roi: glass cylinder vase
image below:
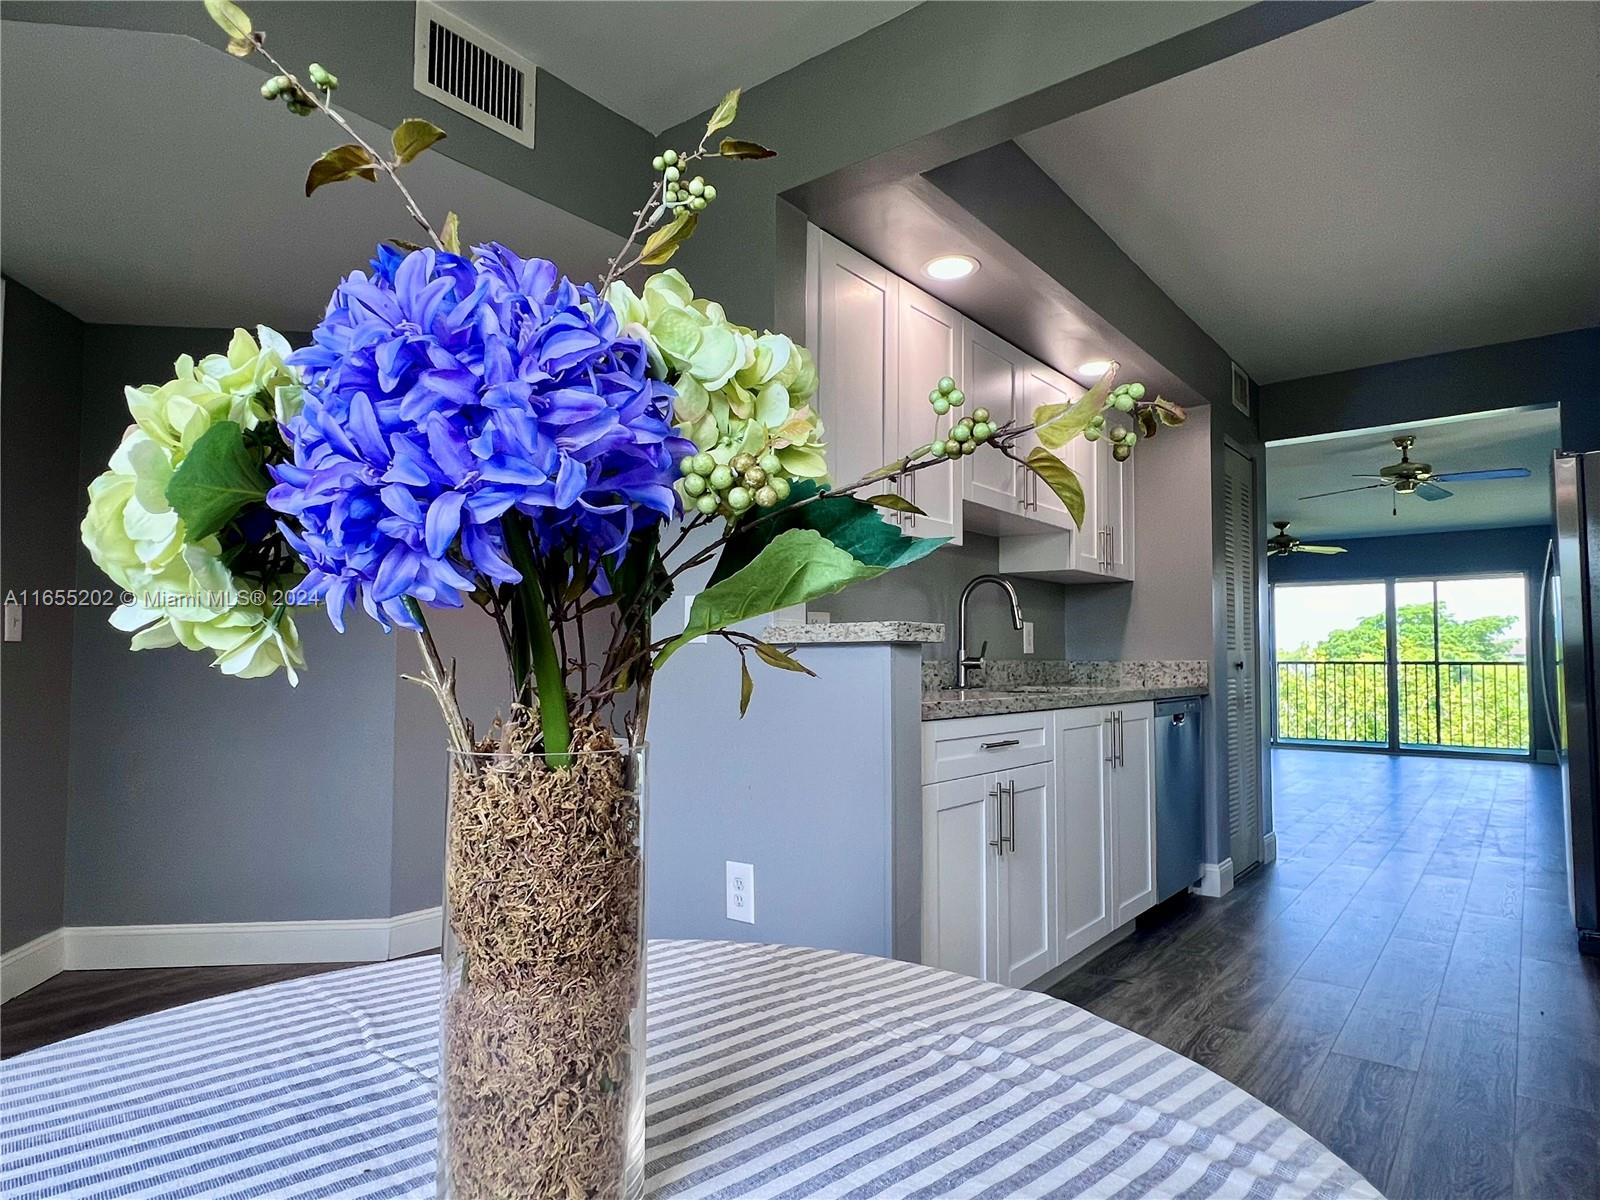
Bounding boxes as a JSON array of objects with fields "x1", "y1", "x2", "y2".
[{"x1": 438, "y1": 740, "x2": 647, "y2": 1200}]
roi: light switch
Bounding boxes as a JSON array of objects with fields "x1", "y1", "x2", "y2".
[
  {"x1": 3, "y1": 600, "x2": 21, "y2": 643},
  {"x1": 1022, "y1": 621, "x2": 1034, "y2": 655}
]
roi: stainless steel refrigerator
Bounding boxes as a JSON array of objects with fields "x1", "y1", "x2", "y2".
[{"x1": 1544, "y1": 451, "x2": 1600, "y2": 955}]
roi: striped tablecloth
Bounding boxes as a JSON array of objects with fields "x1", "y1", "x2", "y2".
[{"x1": 1, "y1": 940, "x2": 1378, "y2": 1199}]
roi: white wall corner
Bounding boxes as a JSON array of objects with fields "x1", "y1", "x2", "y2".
[
  {"x1": 387, "y1": 907, "x2": 444, "y2": 959},
  {"x1": 1191, "y1": 858, "x2": 1235, "y2": 898},
  {"x1": 0, "y1": 929, "x2": 67, "y2": 1003},
  {"x1": 1261, "y1": 830, "x2": 1278, "y2": 865}
]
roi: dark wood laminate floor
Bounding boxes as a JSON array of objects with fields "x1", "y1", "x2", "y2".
[
  {"x1": 1051, "y1": 749, "x2": 1600, "y2": 1200},
  {"x1": 0, "y1": 961, "x2": 352, "y2": 1058}
]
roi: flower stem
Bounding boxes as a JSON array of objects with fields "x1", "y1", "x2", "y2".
[{"x1": 502, "y1": 513, "x2": 572, "y2": 765}]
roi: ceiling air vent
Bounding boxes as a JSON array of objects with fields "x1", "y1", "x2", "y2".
[{"x1": 413, "y1": 2, "x2": 535, "y2": 148}]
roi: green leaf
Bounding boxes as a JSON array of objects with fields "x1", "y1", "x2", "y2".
[
  {"x1": 440, "y1": 211, "x2": 461, "y2": 255},
  {"x1": 639, "y1": 209, "x2": 697, "y2": 266},
  {"x1": 203, "y1": 0, "x2": 253, "y2": 54},
  {"x1": 862, "y1": 456, "x2": 909, "y2": 483},
  {"x1": 387, "y1": 238, "x2": 424, "y2": 252},
  {"x1": 392, "y1": 118, "x2": 446, "y2": 164},
  {"x1": 164, "y1": 420, "x2": 268, "y2": 540},
  {"x1": 305, "y1": 143, "x2": 378, "y2": 196},
  {"x1": 707, "y1": 87, "x2": 740, "y2": 134},
  {"x1": 862, "y1": 492, "x2": 925, "y2": 515},
  {"x1": 709, "y1": 493, "x2": 945, "y2": 587},
  {"x1": 1137, "y1": 408, "x2": 1159, "y2": 439},
  {"x1": 1154, "y1": 396, "x2": 1187, "y2": 427},
  {"x1": 1025, "y1": 448, "x2": 1086, "y2": 529},
  {"x1": 753, "y1": 641, "x2": 816, "y2": 675},
  {"x1": 656, "y1": 529, "x2": 886, "y2": 668},
  {"x1": 1033, "y1": 365, "x2": 1118, "y2": 449},
  {"x1": 719, "y1": 138, "x2": 777, "y2": 160},
  {"x1": 738, "y1": 657, "x2": 754, "y2": 717}
]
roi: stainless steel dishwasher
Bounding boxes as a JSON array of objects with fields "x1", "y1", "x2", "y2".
[{"x1": 1154, "y1": 696, "x2": 1205, "y2": 902}]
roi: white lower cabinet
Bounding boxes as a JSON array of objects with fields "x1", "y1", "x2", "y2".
[
  {"x1": 1055, "y1": 707, "x2": 1113, "y2": 962},
  {"x1": 1108, "y1": 704, "x2": 1157, "y2": 926},
  {"x1": 923, "y1": 701, "x2": 1157, "y2": 986}
]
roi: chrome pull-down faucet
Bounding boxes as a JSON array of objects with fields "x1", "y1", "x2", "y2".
[{"x1": 957, "y1": 574, "x2": 1023, "y2": 689}]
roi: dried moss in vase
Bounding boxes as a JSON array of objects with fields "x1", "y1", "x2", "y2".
[{"x1": 442, "y1": 718, "x2": 643, "y2": 1199}]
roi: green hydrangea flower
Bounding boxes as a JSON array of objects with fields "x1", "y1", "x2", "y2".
[
  {"x1": 606, "y1": 271, "x2": 828, "y2": 510},
  {"x1": 80, "y1": 327, "x2": 306, "y2": 683}
]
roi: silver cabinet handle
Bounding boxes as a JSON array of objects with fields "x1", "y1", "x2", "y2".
[
  {"x1": 1113, "y1": 710, "x2": 1124, "y2": 768},
  {"x1": 1105, "y1": 714, "x2": 1116, "y2": 764},
  {"x1": 988, "y1": 783, "x2": 1003, "y2": 853},
  {"x1": 980, "y1": 738, "x2": 1020, "y2": 750},
  {"x1": 1003, "y1": 779, "x2": 1016, "y2": 851},
  {"x1": 904, "y1": 471, "x2": 916, "y2": 531}
]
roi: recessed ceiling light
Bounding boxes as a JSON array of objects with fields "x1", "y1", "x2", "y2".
[
  {"x1": 1077, "y1": 360, "x2": 1112, "y2": 378},
  {"x1": 923, "y1": 254, "x2": 979, "y2": 281}
]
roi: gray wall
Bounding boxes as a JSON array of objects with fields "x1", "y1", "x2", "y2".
[
  {"x1": 1064, "y1": 406, "x2": 1215, "y2": 662},
  {"x1": 1, "y1": 281, "x2": 84, "y2": 950},
  {"x1": 64, "y1": 323, "x2": 406, "y2": 925},
  {"x1": 647, "y1": 640, "x2": 923, "y2": 958},
  {"x1": 1260, "y1": 329, "x2": 1600, "y2": 449},
  {"x1": 1268, "y1": 523, "x2": 1557, "y2": 758}
]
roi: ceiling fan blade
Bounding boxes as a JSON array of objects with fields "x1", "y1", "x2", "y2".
[
  {"x1": 1417, "y1": 483, "x2": 1454, "y2": 501},
  {"x1": 1430, "y1": 468, "x2": 1531, "y2": 483},
  {"x1": 1297, "y1": 544, "x2": 1347, "y2": 554},
  {"x1": 1297, "y1": 483, "x2": 1390, "y2": 501}
]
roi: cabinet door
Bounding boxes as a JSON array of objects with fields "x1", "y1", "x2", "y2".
[
  {"x1": 961, "y1": 322, "x2": 1022, "y2": 517},
  {"x1": 1016, "y1": 361, "x2": 1080, "y2": 533},
  {"x1": 921, "y1": 774, "x2": 999, "y2": 981},
  {"x1": 1056, "y1": 706, "x2": 1114, "y2": 962},
  {"x1": 1103, "y1": 440, "x2": 1134, "y2": 579},
  {"x1": 810, "y1": 229, "x2": 893, "y2": 491},
  {"x1": 1110, "y1": 704, "x2": 1157, "y2": 925},
  {"x1": 997, "y1": 761, "x2": 1056, "y2": 987},
  {"x1": 895, "y1": 283, "x2": 962, "y2": 542}
]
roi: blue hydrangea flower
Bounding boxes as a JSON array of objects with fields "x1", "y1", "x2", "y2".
[{"x1": 270, "y1": 244, "x2": 687, "y2": 632}]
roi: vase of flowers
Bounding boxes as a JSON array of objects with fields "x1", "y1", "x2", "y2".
[{"x1": 75, "y1": 4, "x2": 1188, "y2": 1194}]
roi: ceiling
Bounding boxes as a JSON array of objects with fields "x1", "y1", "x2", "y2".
[
  {"x1": 0, "y1": 21, "x2": 619, "y2": 331},
  {"x1": 1266, "y1": 407, "x2": 1561, "y2": 541},
  {"x1": 1017, "y1": 1, "x2": 1600, "y2": 384},
  {"x1": 441, "y1": 1, "x2": 919, "y2": 133}
]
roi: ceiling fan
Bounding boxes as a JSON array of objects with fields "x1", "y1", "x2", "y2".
[
  {"x1": 1267, "y1": 521, "x2": 1346, "y2": 557},
  {"x1": 1298, "y1": 435, "x2": 1531, "y2": 513}
]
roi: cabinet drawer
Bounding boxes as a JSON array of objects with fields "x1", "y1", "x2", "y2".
[{"x1": 923, "y1": 712, "x2": 1051, "y2": 782}]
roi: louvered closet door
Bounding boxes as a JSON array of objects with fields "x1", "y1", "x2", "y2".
[{"x1": 1223, "y1": 446, "x2": 1261, "y2": 873}]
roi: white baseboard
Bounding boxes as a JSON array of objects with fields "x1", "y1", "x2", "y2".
[
  {"x1": 1191, "y1": 858, "x2": 1235, "y2": 898},
  {"x1": 1, "y1": 929, "x2": 67, "y2": 1004},
  {"x1": 1262, "y1": 830, "x2": 1278, "y2": 865},
  {"x1": 0, "y1": 908, "x2": 442, "y2": 1001}
]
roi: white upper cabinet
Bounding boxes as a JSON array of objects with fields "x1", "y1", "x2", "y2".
[
  {"x1": 809, "y1": 228, "x2": 961, "y2": 544},
  {"x1": 961, "y1": 323, "x2": 1025, "y2": 524},
  {"x1": 894, "y1": 282, "x2": 962, "y2": 542},
  {"x1": 810, "y1": 229, "x2": 892, "y2": 495},
  {"x1": 1017, "y1": 359, "x2": 1086, "y2": 536}
]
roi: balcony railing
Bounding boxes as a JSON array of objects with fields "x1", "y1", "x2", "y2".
[{"x1": 1275, "y1": 660, "x2": 1529, "y2": 752}]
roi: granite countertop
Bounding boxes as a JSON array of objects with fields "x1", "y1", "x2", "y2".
[
  {"x1": 923, "y1": 683, "x2": 1207, "y2": 721},
  {"x1": 762, "y1": 621, "x2": 945, "y2": 645}
]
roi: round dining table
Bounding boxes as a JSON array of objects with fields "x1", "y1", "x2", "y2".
[{"x1": 0, "y1": 940, "x2": 1376, "y2": 1199}]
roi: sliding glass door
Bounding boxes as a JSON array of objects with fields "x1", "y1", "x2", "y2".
[{"x1": 1272, "y1": 574, "x2": 1529, "y2": 754}]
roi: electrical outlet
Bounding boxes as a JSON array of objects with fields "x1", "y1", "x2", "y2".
[
  {"x1": 1022, "y1": 621, "x2": 1034, "y2": 655},
  {"x1": 725, "y1": 860, "x2": 755, "y2": 924},
  {"x1": 809, "y1": 611, "x2": 831, "y2": 624},
  {"x1": 3, "y1": 601, "x2": 21, "y2": 643}
]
